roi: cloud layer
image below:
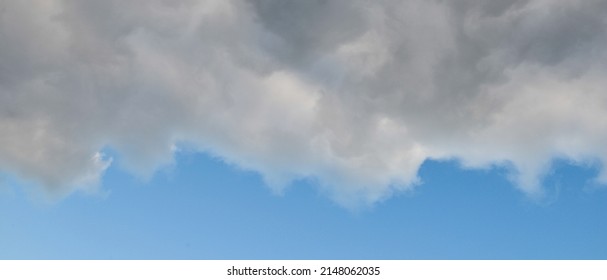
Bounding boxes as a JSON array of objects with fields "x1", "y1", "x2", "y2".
[{"x1": 1, "y1": 0, "x2": 607, "y2": 204}]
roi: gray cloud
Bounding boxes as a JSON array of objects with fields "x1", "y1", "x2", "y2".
[{"x1": 1, "y1": 0, "x2": 606, "y2": 205}]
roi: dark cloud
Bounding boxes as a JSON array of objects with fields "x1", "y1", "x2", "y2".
[{"x1": 1, "y1": 0, "x2": 606, "y2": 205}]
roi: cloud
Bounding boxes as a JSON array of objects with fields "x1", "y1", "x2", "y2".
[{"x1": 1, "y1": 0, "x2": 607, "y2": 205}]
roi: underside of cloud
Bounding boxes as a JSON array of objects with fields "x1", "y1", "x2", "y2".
[{"x1": 1, "y1": 0, "x2": 607, "y2": 205}]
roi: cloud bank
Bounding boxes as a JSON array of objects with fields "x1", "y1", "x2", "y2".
[{"x1": 1, "y1": 0, "x2": 607, "y2": 204}]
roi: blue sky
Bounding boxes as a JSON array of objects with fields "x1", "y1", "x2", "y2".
[
  {"x1": 2, "y1": 151, "x2": 606, "y2": 259},
  {"x1": 2, "y1": 0, "x2": 607, "y2": 260}
]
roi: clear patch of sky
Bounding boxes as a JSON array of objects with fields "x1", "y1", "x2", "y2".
[{"x1": 1, "y1": 152, "x2": 606, "y2": 259}]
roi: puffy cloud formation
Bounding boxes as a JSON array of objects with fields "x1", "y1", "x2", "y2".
[{"x1": 1, "y1": 0, "x2": 607, "y2": 204}]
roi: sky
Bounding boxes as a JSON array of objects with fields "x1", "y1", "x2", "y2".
[{"x1": 1, "y1": 0, "x2": 607, "y2": 259}]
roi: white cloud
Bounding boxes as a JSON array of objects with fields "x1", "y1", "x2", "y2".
[{"x1": 1, "y1": 0, "x2": 606, "y2": 205}]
